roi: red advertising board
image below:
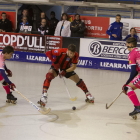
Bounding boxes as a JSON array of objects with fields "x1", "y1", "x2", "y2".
[
  {"x1": 0, "y1": 33, "x2": 62, "y2": 53},
  {"x1": 45, "y1": 35, "x2": 62, "y2": 52},
  {"x1": 69, "y1": 15, "x2": 109, "y2": 38},
  {"x1": 0, "y1": 11, "x2": 16, "y2": 31}
]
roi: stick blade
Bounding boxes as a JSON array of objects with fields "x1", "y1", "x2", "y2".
[
  {"x1": 39, "y1": 108, "x2": 51, "y2": 115},
  {"x1": 106, "y1": 103, "x2": 109, "y2": 109},
  {"x1": 70, "y1": 97, "x2": 77, "y2": 101}
]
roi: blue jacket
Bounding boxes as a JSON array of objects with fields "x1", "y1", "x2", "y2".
[
  {"x1": 123, "y1": 34, "x2": 139, "y2": 42},
  {"x1": 106, "y1": 21, "x2": 123, "y2": 41}
]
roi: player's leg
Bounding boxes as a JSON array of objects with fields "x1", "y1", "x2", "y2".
[
  {"x1": 66, "y1": 72, "x2": 94, "y2": 103},
  {"x1": 0, "y1": 74, "x2": 17, "y2": 103},
  {"x1": 39, "y1": 66, "x2": 58, "y2": 106},
  {"x1": 125, "y1": 76, "x2": 140, "y2": 117}
]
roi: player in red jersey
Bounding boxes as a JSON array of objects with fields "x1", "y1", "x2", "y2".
[
  {"x1": 38, "y1": 44, "x2": 94, "y2": 106},
  {"x1": 122, "y1": 37, "x2": 140, "y2": 119}
]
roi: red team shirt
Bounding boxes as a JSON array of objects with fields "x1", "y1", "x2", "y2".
[
  {"x1": 129, "y1": 48, "x2": 140, "y2": 73},
  {"x1": 50, "y1": 48, "x2": 79, "y2": 70}
]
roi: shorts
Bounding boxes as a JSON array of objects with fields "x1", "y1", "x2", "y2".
[
  {"x1": 50, "y1": 65, "x2": 76, "y2": 78},
  {"x1": 131, "y1": 74, "x2": 140, "y2": 89}
]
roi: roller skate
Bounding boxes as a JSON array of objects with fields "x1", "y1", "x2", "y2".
[
  {"x1": 85, "y1": 92, "x2": 94, "y2": 103},
  {"x1": 129, "y1": 106, "x2": 140, "y2": 120},
  {"x1": 37, "y1": 93, "x2": 48, "y2": 107},
  {"x1": 6, "y1": 92, "x2": 17, "y2": 104}
]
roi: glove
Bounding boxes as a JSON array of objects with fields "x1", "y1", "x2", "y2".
[
  {"x1": 53, "y1": 63, "x2": 60, "y2": 70},
  {"x1": 60, "y1": 70, "x2": 66, "y2": 77},
  {"x1": 122, "y1": 84, "x2": 127, "y2": 94},
  {"x1": 6, "y1": 69, "x2": 12, "y2": 77},
  {"x1": 10, "y1": 83, "x2": 16, "y2": 91}
]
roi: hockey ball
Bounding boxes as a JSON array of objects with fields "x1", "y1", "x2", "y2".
[{"x1": 72, "y1": 106, "x2": 76, "y2": 110}]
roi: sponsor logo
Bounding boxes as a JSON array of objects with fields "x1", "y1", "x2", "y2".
[
  {"x1": 66, "y1": 57, "x2": 70, "y2": 61},
  {"x1": 88, "y1": 41, "x2": 129, "y2": 60},
  {"x1": 11, "y1": 54, "x2": 19, "y2": 59},
  {"x1": 77, "y1": 59, "x2": 92, "y2": 66},
  {"x1": 100, "y1": 62, "x2": 131, "y2": 69},
  {"x1": 133, "y1": 77, "x2": 140, "y2": 85},
  {"x1": 89, "y1": 42, "x2": 102, "y2": 56},
  {"x1": 26, "y1": 55, "x2": 51, "y2": 62},
  {"x1": 54, "y1": 50, "x2": 58, "y2": 53},
  {"x1": 0, "y1": 34, "x2": 45, "y2": 52}
]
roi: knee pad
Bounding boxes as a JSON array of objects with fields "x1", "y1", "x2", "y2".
[
  {"x1": 125, "y1": 85, "x2": 133, "y2": 95},
  {"x1": 2, "y1": 81, "x2": 8, "y2": 86},
  {"x1": 46, "y1": 73, "x2": 54, "y2": 81},
  {"x1": 76, "y1": 79, "x2": 82, "y2": 86}
]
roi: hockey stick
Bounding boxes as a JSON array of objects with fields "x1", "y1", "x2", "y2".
[
  {"x1": 59, "y1": 73, "x2": 77, "y2": 101},
  {"x1": 14, "y1": 88, "x2": 51, "y2": 115},
  {"x1": 106, "y1": 91, "x2": 123, "y2": 109}
]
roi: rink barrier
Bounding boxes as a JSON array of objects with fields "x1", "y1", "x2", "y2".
[
  {"x1": 5, "y1": 51, "x2": 131, "y2": 72},
  {"x1": 1, "y1": 32, "x2": 140, "y2": 72}
]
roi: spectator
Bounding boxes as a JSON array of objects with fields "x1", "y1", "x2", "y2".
[
  {"x1": 17, "y1": 9, "x2": 32, "y2": 28},
  {"x1": 70, "y1": 14, "x2": 85, "y2": 37},
  {"x1": 123, "y1": 27, "x2": 139, "y2": 42},
  {"x1": 49, "y1": 11, "x2": 59, "y2": 35},
  {"x1": 36, "y1": 12, "x2": 49, "y2": 30},
  {"x1": 15, "y1": 16, "x2": 30, "y2": 33},
  {"x1": 106, "y1": 14, "x2": 123, "y2": 41},
  {"x1": 38, "y1": 18, "x2": 50, "y2": 35},
  {"x1": 0, "y1": 12, "x2": 12, "y2": 32},
  {"x1": 54, "y1": 13, "x2": 71, "y2": 37}
]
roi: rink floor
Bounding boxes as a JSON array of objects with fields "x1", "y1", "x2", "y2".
[{"x1": 0, "y1": 61, "x2": 140, "y2": 140}]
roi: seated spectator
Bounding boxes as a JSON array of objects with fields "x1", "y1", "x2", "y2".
[
  {"x1": 17, "y1": 9, "x2": 32, "y2": 28},
  {"x1": 36, "y1": 12, "x2": 49, "y2": 30},
  {"x1": 0, "y1": 12, "x2": 12, "y2": 32},
  {"x1": 15, "y1": 16, "x2": 30, "y2": 33},
  {"x1": 123, "y1": 27, "x2": 139, "y2": 42},
  {"x1": 54, "y1": 13, "x2": 71, "y2": 37},
  {"x1": 70, "y1": 14, "x2": 85, "y2": 37},
  {"x1": 106, "y1": 14, "x2": 123, "y2": 41},
  {"x1": 38, "y1": 18, "x2": 50, "y2": 35},
  {"x1": 49, "y1": 11, "x2": 59, "y2": 35}
]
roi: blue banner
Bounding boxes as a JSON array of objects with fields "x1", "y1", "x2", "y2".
[
  {"x1": 77, "y1": 57, "x2": 130, "y2": 72},
  {"x1": 7, "y1": 51, "x2": 130, "y2": 72},
  {"x1": 9, "y1": 51, "x2": 52, "y2": 64}
]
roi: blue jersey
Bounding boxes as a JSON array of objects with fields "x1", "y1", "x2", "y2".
[
  {"x1": 106, "y1": 21, "x2": 123, "y2": 41},
  {"x1": 123, "y1": 34, "x2": 139, "y2": 42}
]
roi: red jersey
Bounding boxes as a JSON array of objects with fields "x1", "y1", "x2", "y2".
[{"x1": 47, "y1": 48, "x2": 79, "y2": 70}]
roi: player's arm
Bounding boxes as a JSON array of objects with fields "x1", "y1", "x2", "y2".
[
  {"x1": 0, "y1": 69, "x2": 12, "y2": 84},
  {"x1": 4, "y1": 64, "x2": 12, "y2": 77},
  {"x1": 45, "y1": 50, "x2": 55, "y2": 62},
  {"x1": 126, "y1": 65, "x2": 138, "y2": 85},
  {"x1": 66, "y1": 63, "x2": 77, "y2": 72},
  {"x1": 60, "y1": 64, "x2": 77, "y2": 76},
  {"x1": 106, "y1": 24, "x2": 113, "y2": 36},
  {"x1": 46, "y1": 49, "x2": 61, "y2": 62}
]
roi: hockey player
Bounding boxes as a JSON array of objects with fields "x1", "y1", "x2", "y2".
[
  {"x1": 0, "y1": 45, "x2": 17, "y2": 103},
  {"x1": 38, "y1": 44, "x2": 94, "y2": 106},
  {"x1": 122, "y1": 37, "x2": 140, "y2": 118}
]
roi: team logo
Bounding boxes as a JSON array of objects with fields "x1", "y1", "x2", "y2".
[
  {"x1": 88, "y1": 41, "x2": 102, "y2": 56},
  {"x1": 66, "y1": 57, "x2": 70, "y2": 61}
]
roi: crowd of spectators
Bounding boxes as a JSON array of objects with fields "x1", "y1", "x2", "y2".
[
  {"x1": 0, "y1": 9, "x2": 86, "y2": 38},
  {"x1": 0, "y1": 9, "x2": 139, "y2": 41}
]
